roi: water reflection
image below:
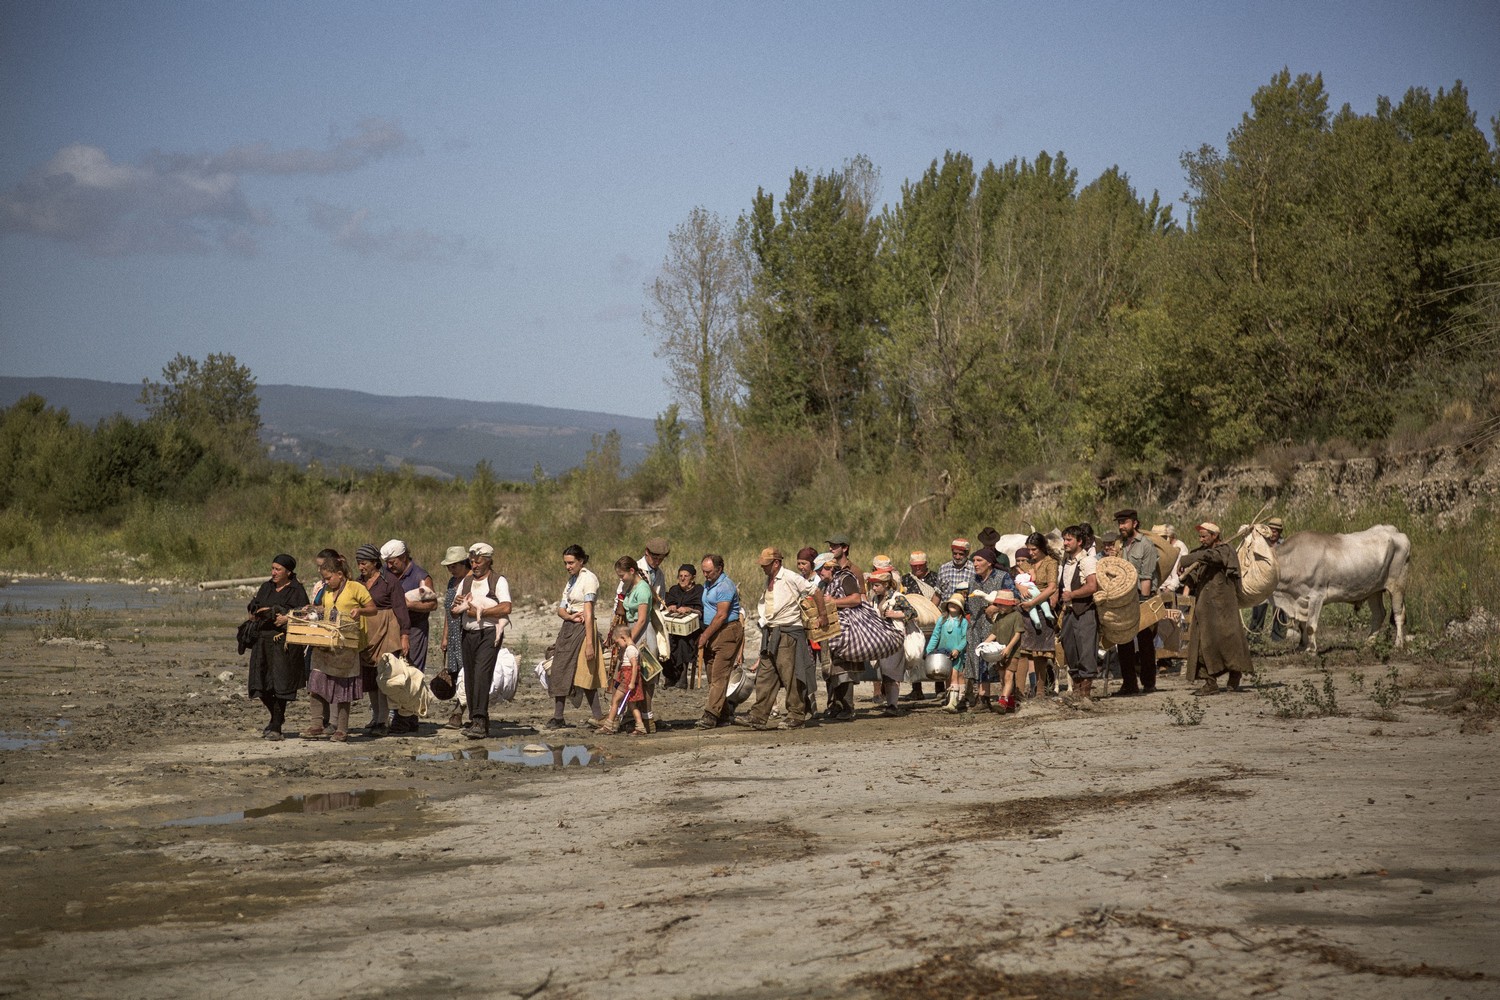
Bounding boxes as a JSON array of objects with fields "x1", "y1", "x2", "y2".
[
  {"x1": 0, "y1": 720, "x2": 71, "y2": 751},
  {"x1": 0, "y1": 579, "x2": 176, "y2": 614},
  {"x1": 414, "y1": 743, "x2": 596, "y2": 767},
  {"x1": 163, "y1": 788, "x2": 421, "y2": 827}
]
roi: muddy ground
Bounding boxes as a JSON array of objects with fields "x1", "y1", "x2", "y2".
[{"x1": 0, "y1": 584, "x2": 1495, "y2": 1000}]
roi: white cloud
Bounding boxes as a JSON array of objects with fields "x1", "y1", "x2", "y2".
[
  {"x1": 306, "y1": 200, "x2": 491, "y2": 267},
  {"x1": 0, "y1": 143, "x2": 261, "y2": 255},
  {"x1": 0, "y1": 118, "x2": 414, "y2": 257}
]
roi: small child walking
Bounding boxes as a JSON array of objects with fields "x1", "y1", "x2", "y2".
[
  {"x1": 926, "y1": 596, "x2": 970, "y2": 713},
  {"x1": 603, "y1": 624, "x2": 647, "y2": 735},
  {"x1": 984, "y1": 592, "x2": 1025, "y2": 711}
]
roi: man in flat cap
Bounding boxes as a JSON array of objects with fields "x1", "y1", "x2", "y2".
[
  {"x1": 826, "y1": 533, "x2": 863, "y2": 597},
  {"x1": 1112, "y1": 509, "x2": 1161, "y2": 696}
]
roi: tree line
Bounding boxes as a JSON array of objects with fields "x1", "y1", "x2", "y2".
[
  {"x1": 646, "y1": 70, "x2": 1500, "y2": 485},
  {"x1": 0, "y1": 353, "x2": 261, "y2": 518}
]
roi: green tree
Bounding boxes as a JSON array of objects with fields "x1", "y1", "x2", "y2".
[
  {"x1": 0, "y1": 394, "x2": 89, "y2": 514},
  {"x1": 139, "y1": 352, "x2": 263, "y2": 466},
  {"x1": 644, "y1": 207, "x2": 749, "y2": 452},
  {"x1": 631, "y1": 404, "x2": 685, "y2": 502},
  {"x1": 740, "y1": 156, "x2": 883, "y2": 458},
  {"x1": 468, "y1": 459, "x2": 497, "y2": 528},
  {"x1": 1176, "y1": 70, "x2": 1500, "y2": 457}
]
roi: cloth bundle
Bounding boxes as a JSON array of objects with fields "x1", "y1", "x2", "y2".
[
  {"x1": 1235, "y1": 523, "x2": 1280, "y2": 608},
  {"x1": 377, "y1": 652, "x2": 433, "y2": 718}
]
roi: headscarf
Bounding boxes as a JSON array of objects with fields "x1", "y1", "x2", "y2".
[
  {"x1": 272, "y1": 553, "x2": 296, "y2": 574},
  {"x1": 355, "y1": 543, "x2": 382, "y2": 564}
]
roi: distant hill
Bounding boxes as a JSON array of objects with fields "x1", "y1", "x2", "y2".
[{"x1": 0, "y1": 377, "x2": 657, "y2": 481}]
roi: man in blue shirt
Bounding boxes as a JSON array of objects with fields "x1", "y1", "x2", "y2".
[{"x1": 695, "y1": 553, "x2": 744, "y2": 729}]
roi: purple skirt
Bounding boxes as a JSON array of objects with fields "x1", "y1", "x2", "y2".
[{"x1": 308, "y1": 668, "x2": 365, "y2": 704}]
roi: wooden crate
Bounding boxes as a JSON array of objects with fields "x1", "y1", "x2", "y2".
[
  {"x1": 799, "y1": 597, "x2": 841, "y2": 644},
  {"x1": 1155, "y1": 593, "x2": 1195, "y2": 660},
  {"x1": 662, "y1": 611, "x2": 701, "y2": 636},
  {"x1": 284, "y1": 613, "x2": 359, "y2": 650}
]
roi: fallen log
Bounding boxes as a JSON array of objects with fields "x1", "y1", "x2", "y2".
[{"x1": 198, "y1": 576, "x2": 264, "y2": 591}]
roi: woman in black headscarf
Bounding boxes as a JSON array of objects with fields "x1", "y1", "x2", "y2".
[{"x1": 245, "y1": 554, "x2": 310, "y2": 740}]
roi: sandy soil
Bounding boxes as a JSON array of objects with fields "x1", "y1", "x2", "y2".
[{"x1": 0, "y1": 586, "x2": 1495, "y2": 1000}]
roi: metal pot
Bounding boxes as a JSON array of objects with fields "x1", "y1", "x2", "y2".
[
  {"x1": 924, "y1": 651, "x2": 952, "y2": 680},
  {"x1": 725, "y1": 664, "x2": 755, "y2": 705}
]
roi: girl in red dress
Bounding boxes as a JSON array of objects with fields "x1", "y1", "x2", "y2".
[{"x1": 603, "y1": 624, "x2": 647, "y2": 735}]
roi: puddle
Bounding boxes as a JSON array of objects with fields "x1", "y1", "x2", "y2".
[
  {"x1": 414, "y1": 743, "x2": 598, "y2": 767},
  {"x1": 1223, "y1": 867, "x2": 1497, "y2": 895},
  {"x1": 0, "y1": 720, "x2": 71, "y2": 751},
  {"x1": 163, "y1": 788, "x2": 421, "y2": 827}
]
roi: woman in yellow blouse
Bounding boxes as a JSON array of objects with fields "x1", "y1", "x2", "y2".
[{"x1": 304, "y1": 551, "x2": 376, "y2": 742}]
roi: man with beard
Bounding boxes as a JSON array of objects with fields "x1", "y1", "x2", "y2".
[{"x1": 1111, "y1": 509, "x2": 1160, "y2": 696}]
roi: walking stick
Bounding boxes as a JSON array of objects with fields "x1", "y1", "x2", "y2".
[{"x1": 693, "y1": 647, "x2": 704, "y2": 690}]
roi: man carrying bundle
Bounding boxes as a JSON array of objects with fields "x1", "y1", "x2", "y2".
[{"x1": 1175, "y1": 522, "x2": 1253, "y2": 694}]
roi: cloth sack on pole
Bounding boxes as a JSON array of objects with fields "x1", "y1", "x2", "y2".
[{"x1": 1235, "y1": 523, "x2": 1280, "y2": 608}]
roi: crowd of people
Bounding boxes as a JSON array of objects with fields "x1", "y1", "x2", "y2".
[{"x1": 241, "y1": 512, "x2": 1265, "y2": 742}]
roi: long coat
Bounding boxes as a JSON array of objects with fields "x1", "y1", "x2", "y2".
[{"x1": 1178, "y1": 541, "x2": 1252, "y2": 678}]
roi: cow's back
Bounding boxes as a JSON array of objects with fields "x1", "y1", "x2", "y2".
[{"x1": 1275, "y1": 525, "x2": 1410, "y2": 605}]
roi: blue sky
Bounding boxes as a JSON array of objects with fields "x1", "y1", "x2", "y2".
[{"x1": 2, "y1": 0, "x2": 1496, "y2": 420}]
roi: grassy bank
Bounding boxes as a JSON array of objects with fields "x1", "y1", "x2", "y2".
[{"x1": 1, "y1": 460, "x2": 1495, "y2": 670}]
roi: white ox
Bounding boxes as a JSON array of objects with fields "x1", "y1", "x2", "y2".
[
  {"x1": 996, "y1": 529, "x2": 1064, "y2": 564},
  {"x1": 1270, "y1": 525, "x2": 1411, "y2": 653}
]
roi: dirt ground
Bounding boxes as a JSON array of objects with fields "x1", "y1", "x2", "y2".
[{"x1": 0, "y1": 584, "x2": 1495, "y2": 1000}]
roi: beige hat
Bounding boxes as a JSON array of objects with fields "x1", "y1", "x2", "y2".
[
  {"x1": 909, "y1": 551, "x2": 928, "y2": 566},
  {"x1": 644, "y1": 536, "x2": 671, "y2": 557},
  {"x1": 441, "y1": 546, "x2": 469, "y2": 566},
  {"x1": 1197, "y1": 522, "x2": 1221, "y2": 536},
  {"x1": 757, "y1": 546, "x2": 783, "y2": 566},
  {"x1": 468, "y1": 541, "x2": 495, "y2": 558},
  {"x1": 1267, "y1": 517, "x2": 1284, "y2": 530}
]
